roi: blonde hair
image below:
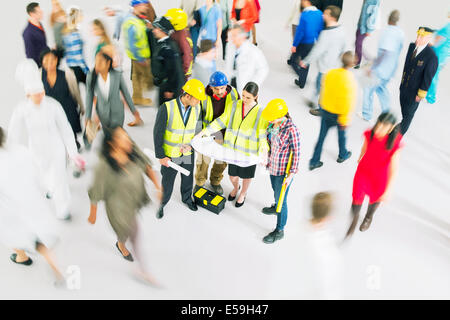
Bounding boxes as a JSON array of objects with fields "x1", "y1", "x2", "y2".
[
  {"x1": 64, "y1": 7, "x2": 81, "y2": 33},
  {"x1": 93, "y1": 19, "x2": 111, "y2": 45}
]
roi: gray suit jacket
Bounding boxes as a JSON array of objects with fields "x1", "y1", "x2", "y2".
[{"x1": 86, "y1": 69, "x2": 136, "y2": 129}]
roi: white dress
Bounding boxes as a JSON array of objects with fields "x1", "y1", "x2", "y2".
[
  {"x1": 8, "y1": 96, "x2": 78, "y2": 219},
  {"x1": 0, "y1": 144, "x2": 58, "y2": 253}
]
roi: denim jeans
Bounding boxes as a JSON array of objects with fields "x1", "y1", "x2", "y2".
[
  {"x1": 290, "y1": 43, "x2": 314, "y2": 88},
  {"x1": 310, "y1": 109, "x2": 349, "y2": 165},
  {"x1": 362, "y1": 77, "x2": 390, "y2": 120},
  {"x1": 270, "y1": 175, "x2": 292, "y2": 231},
  {"x1": 315, "y1": 72, "x2": 324, "y2": 99},
  {"x1": 190, "y1": 25, "x2": 200, "y2": 58}
]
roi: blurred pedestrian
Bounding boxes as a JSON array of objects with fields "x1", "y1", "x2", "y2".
[
  {"x1": 251, "y1": 0, "x2": 261, "y2": 46},
  {"x1": 313, "y1": 0, "x2": 343, "y2": 12},
  {"x1": 261, "y1": 99, "x2": 301, "y2": 244},
  {"x1": 399, "y1": 27, "x2": 438, "y2": 134},
  {"x1": 361, "y1": 10, "x2": 404, "y2": 121},
  {"x1": 192, "y1": 40, "x2": 217, "y2": 85},
  {"x1": 165, "y1": 8, "x2": 194, "y2": 81},
  {"x1": 153, "y1": 79, "x2": 206, "y2": 219},
  {"x1": 426, "y1": 13, "x2": 449, "y2": 104},
  {"x1": 354, "y1": 0, "x2": 380, "y2": 69},
  {"x1": 300, "y1": 5, "x2": 346, "y2": 111},
  {"x1": 217, "y1": 0, "x2": 232, "y2": 59},
  {"x1": 151, "y1": 17, "x2": 185, "y2": 106},
  {"x1": 92, "y1": 19, "x2": 112, "y2": 56},
  {"x1": 0, "y1": 127, "x2": 64, "y2": 284},
  {"x1": 181, "y1": 0, "x2": 203, "y2": 58},
  {"x1": 286, "y1": 0, "x2": 302, "y2": 40},
  {"x1": 225, "y1": 25, "x2": 269, "y2": 93},
  {"x1": 88, "y1": 127, "x2": 161, "y2": 285},
  {"x1": 231, "y1": 0, "x2": 259, "y2": 37},
  {"x1": 201, "y1": 82, "x2": 269, "y2": 207},
  {"x1": 62, "y1": 6, "x2": 89, "y2": 84},
  {"x1": 345, "y1": 113, "x2": 403, "y2": 238},
  {"x1": 40, "y1": 48, "x2": 85, "y2": 150},
  {"x1": 290, "y1": 0, "x2": 323, "y2": 89},
  {"x1": 195, "y1": 71, "x2": 239, "y2": 195},
  {"x1": 199, "y1": 0, "x2": 223, "y2": 49},
  {"x1": 10, "y1": 60, "x2": 85, "y2": 221},
  {"x1": 23, "y1": 2, "x2": 49, "y2": 67},
  {"x1": 122, "y1": 0, "x2": 153, "y2": 106},
  {"x1": 50, "y1": 0, "x2": 66, "y2": 51},
  {"x1": 309, "y1": 51, "x2": 357, "y2": 171},
  {"x1": 85, "y1": 46, "x2": 143, "y2": 133}
]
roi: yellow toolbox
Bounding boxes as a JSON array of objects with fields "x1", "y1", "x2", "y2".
[{"x1": 193, "y1": 187, "x2": 226, "y2": 214}]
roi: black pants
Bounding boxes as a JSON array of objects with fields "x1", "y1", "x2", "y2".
[
  {"x1": 399, "y1": 91, "x2": 420, "y2": 135},
  {"x1": 290, "y1": 43, "x2": 314, "y2": 88},
  {"x1": 70, "y1": 66, "x2": 87, "y2": 84},
  {"x1": 161, "y1": 154, "x2": 195, "y2": 207},
  {"x1": 221, "y1": 27, "x2": 229, "y2": 60}
]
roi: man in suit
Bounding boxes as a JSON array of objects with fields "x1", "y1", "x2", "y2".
[{"x1": 399, "y1": 27, "x2": 438, "y2": 134}]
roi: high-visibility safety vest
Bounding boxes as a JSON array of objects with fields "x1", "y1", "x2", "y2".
[
  {"x1": 186, "y1": 36, "x2": 194, "y2": 77},
  {"x1": 122, "y1": 15, "x2": 151, "y2": 61},
  {"x1": 206, "y1": 100, "x2": 269, "y2": 157},
  {"x1": 201, "y1": 87, "x2": 239, "y2": 128},
  {"x1": 163, "y1": 99, "x2": 201, "y2": 158}
]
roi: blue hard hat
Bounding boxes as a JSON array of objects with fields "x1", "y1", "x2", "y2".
[
  {"x1": 130, "y1": 0, "x2": 149, "y2": 7},
  {"x1": 209, "y1": 71, "x2": 228, "y2": 87}
]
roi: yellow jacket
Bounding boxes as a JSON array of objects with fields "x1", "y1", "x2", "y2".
[{"x1": 319, "y1": 68, "x2": 357, "y2": 126}]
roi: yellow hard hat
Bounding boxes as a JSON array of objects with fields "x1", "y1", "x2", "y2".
[
  {"x1": 183, "y1": 79, "x2": 206, "y2": 101},
  {"x1": 164, "y1": 8, "x2": 188, "y2": 31},
  {"x1": 262, "y1": 99, "x2": 289, "y2": 121}
]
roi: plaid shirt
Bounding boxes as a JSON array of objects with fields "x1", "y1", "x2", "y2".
[
  {"x1": 63, "y1": 31, "x2": 89, "y2": 74},
  {"x1": 267, "y1": 118, "x2": 301, "y2": 176}
]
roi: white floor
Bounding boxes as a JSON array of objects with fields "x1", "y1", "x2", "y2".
[{"x1": 0, "y1": 0, "x2": 449, "y2": 299}]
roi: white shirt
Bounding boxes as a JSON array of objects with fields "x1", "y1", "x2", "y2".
[
  {"x1": 97, "y1": 73, "x2": 110, "y2": 99},
  {"x1": 414, "y1": 44, "x2": 428, "y2": 57}
]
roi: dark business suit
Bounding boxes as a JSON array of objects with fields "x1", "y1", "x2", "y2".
[{"x1": 399, "y1": 43, "x2": 438, "y2": 134}]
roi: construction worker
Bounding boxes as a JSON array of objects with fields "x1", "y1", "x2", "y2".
[
  {"x1": 194, "y1": 71, "x2": 239, "y2": 195},
  {"x1": 153, "y1": 79, "x2": 206, "y2": 219},
  {"x1": 199, "y1": 81, "x2": 269, "y2": 207},
  {"x1": 151, "y1": 16, "x2": 186, "y2": 106},
  {"x1": 165, "y1": 8, "x2": 194, "y2": 81},
  {"x1": 122, "y1": 0, "x2": 153, "y2": 106}
]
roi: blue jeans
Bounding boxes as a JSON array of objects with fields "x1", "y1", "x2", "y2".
[
  {"x1": 310, "y1": 109, "x2": 349, "y2": 165},
  {"x1": 314, "y1": 72, "x2": 324, "y2": 100},
  {"x1": 270, "y1": 175, "x2": 292, "y2": 231},
  {"x1": 362, "y1": 77, "x2": 391, "y2": 120},
  {"x1": 190, "y1": 25, "x2": 200, "y2": 58}
]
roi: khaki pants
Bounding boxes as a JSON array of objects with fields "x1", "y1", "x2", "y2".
[{"x1": 131, "y1": 60, "x2": 153, "y2": 99}]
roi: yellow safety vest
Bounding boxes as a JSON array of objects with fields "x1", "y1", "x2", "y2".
[
  {"x1": 122, "y1": 15, "x2": 150, "y2": 60},
  {"x1": 163, "y1": 99, "x2": 201, "y2": 158},
  {"x1": 186, "y1": 36, "x2": 194, "y2": 77},
  {"x1": 201, "y1": 87, "x2": 239, "y2": 128},
  {"x1": 207, "y1": 100, "x2": 269, "y2": 156}
]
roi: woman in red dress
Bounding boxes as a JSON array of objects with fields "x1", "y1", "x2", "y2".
[{"x1": 345, "y1": 113, "x2": 403, "y2": 238}]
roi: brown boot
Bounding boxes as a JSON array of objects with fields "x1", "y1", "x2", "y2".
[{"x1": 360, "y1": 213, "x2": 374, "y2": 232}]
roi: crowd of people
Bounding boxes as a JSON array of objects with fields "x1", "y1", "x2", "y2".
[{"x1": 0, "y1": 0, "x2": 448, "y2": 289}]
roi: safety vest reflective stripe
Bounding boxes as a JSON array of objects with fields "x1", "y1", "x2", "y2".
[
  {"x1": 202, "y1": 88, "x2": 238, "y2": 127},
  {"x1": 186, "y1": 37, "x2": 194, "y2": 76},
  {"x1": 122, "y1": 16, "x2": 150, "y2": 60}
]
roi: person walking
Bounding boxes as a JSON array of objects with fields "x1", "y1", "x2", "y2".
[
  {"x1": 217, "y1": 0, "x2": 232, "y2": 59},
  {"x1": 153, "y1": 79, "x2": 206, "y2": 219},
  {"x1": 192, "y1": 40, "x2": 217, "y2": 85},
  {"x1": 309, "y1": 51, "x2": 357, "y2": 171},
  {"x1": 260, "y1": 99, "x2": 301, "y2": 244},
  {"x1": 399, "y1": 27, "x2": 438, "y2": 134},
  {"x1": 50, "y1": 0, "x2": 66, "y2": 51},
  {"x1": 92, "y1": 19, "x2": 112, "y2": 56},
  {"x1": 195, "y1": 71, "x2": 239, "y2": 195},
  {"x1": 251, "y1": 0, "x2": 261, "y2": 46},
  {"x1": 122, "y1": 0, "x2": 153, "y2": 106},
  {"x1": 360, "y1": 10, "x2": 404, "y2": 121},
  {"x1": 345, "y1": 113, "x2": 403, "y2": 238},
  {"x1": 150, "y1": 16, "x2": 186, "y2": 106},
  {"x1": 299, "y1": 5, "x2": 346, "y2": 111},
  {"x1": 23, "y1": 2, "x2": 49, "y2": 67},
  {"x1": 41, "y1": 48, "x2": 85, "y2": 150},
  {"x1": 354, "y1": 0, "x2": 380, "y2": 68},
  {"x1": 286, "y1": 0, "x2": 302, "y2": 40},
  {"x1": 225, "y1": 25, "x2": 269, "y2": 93},
  {"x1": 198, "y1": 0, "x2": 223, "y2": 48},
  {"x1": 201, "y1": 82, "x2": 269, "y2": 207},
  {"x1": 290, "y1": 0, "x2": 323, "y2": 89},
  {"x1": 180, "y1": 0, "x2": 202, "y2": 58},
  {"x1": 231, "y1": 0, "x2": 259, "y2": 36},
  {"x1": 85, "y1": 46, "x2": 143, "y2": 133}
]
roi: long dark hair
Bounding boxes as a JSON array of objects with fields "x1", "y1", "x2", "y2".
[
  {"x1": 40, "y1": 48, "x2": 64, "y2": 69},
  {"x1": 101, "y1": 127, "x2": 138, "y2": 172},
  {"x1": 370, "y1": 112, "x2": 400, "y2": 150},
  {"x1": 243, "y1": 82, "x2": 259, "y2": 102},
  {"x1": 90, "y1": 51, "x2": 113, "y2": 94}
]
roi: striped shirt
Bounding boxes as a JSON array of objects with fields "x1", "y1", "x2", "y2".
[
  {"x1": 63, "y1": 31, "x2": 89, "y2": 74},
  {"x1": 267, "y1": 118, "x2": 301, "y2": 176}
]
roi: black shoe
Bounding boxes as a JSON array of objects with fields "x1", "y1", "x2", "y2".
[
  {"x1": 263, "y1": 230, "x2": 284, "y2": 244},
  {"x1": 337, "y1": 151, "x2": 352, "y2": 163},
  {"x1": 262, "y1": 204, "x2": 277, "y2": 215},
  {"x1": 360, "y1": 214, "x2": 374, "y2": 232},
  {"x1": 211, "y1": 184, "x2": 224, "y2": 195},
  {"x1": 115, "y1": 242, "x2": 134, "y2": 262},
  {"x1": 309, "y1": 108, "x2": 321, "y2": 116},
  {"x1": 287, "y1": 59, "x2": 292, "y2": 66},
  {"x1": 186, "y1": 201, "x2": 198, "y2": 211},
  {"x1": 309, "y1": 161, "x2": 323, "y2": 171},
  {"x1": 294, "y1": 79, "x2": 304, "y2": 88},
  {"x1": 354, "y1": 64, "x2": 361, "y2": 69},
  {"x1": 156, "y1": 206, "x2": 164, "y2": 219},
  {"x1": 10, "y1": 253, "x2": 33, "y2": 266},
  {"x1": 228, "y1": 186, "x2": 240, "y2": 201},
  {"x1": 307, "y1": 101, "x2": 317, "y2": 109},
  {"x1": 235, "y1": 197, "x2": 246, "y2": 208}
]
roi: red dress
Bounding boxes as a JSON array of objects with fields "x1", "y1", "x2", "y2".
[{"x1": 352, "y1": 130, "x2": 403, "y2": 204}]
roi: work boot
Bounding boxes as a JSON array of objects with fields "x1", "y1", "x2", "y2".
[
  {"x1": 262, "y1": 204, "x2": 277, "y2": 215},
  {"x1": 263, "y1": 230, "x2": 284, "y2": 244},
  {"x1": 156, "y1": 207, "x2": 164, "y2": 219},
  {"x1": 360, "y1": 212, "x2": 374, "y2": 232},
  {"x1": 337, "y1": 151, "x2": 352, "y2": 163},
  {"x1": 133, "y1": 97, "x2": 153, "y2": 107},
  {"x1": 211, "y1": 184, "x2": 224, "y2": 195}
]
